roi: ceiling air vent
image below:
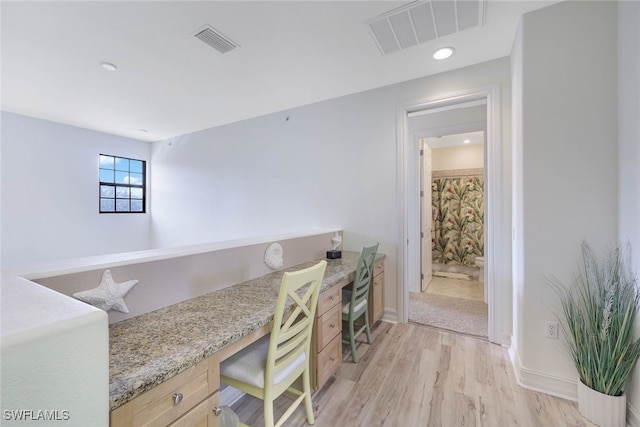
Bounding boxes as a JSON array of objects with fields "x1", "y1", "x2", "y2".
[
  {"x1": 193, "y1": 25, "x2": 239, "y2": 54},
  {"x1": 366, "y1": 0, "x2": 485, "y2": 55}
]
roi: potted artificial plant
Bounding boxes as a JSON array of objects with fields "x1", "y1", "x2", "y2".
[{"x1": 550, "y1": 242, "x2": 640, "y2": 427}]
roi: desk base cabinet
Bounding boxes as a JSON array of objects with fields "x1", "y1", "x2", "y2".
[
  {"x1": 110, "y1": 256, "x2": 385, "y2": 425},
  {"x1": 312, "y1": 285, "x2": 342, "y2": 389},
  {"x1": 110, "y1": 355, "x2": 221, "y2": 427},
  {"x1": 369, "y1": 258, "x2": 385, "y2": 325}
]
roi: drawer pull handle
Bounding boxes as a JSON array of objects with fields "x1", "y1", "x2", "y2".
[
  {"x1": 213, "y1": 407, "x2": 222, "y2": 416},
  {"x1": 330, "y1": 356, "x2": 336, "y2": 362},
  {"x1": 329, "y1": 323, "x2": 336, "y2": 328},
  {"x1": 173, "y1": 393, "x2": 183, "y2": 405},
  {"x1": 329, "y1": 296, "x2": 335, "y2": 301}
]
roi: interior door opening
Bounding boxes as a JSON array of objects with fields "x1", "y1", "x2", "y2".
[
  {"x1": 398, "y1": 86, "x2": 505, "y2": 345},
  {"x1": 411, "y1": 130, "x2": 488, "y2": 338}
]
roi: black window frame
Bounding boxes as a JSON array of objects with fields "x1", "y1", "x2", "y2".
[{"x1": 99, "y1": 154, "x2": 146, "y2": 214}]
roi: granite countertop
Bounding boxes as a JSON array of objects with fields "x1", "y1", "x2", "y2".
[{"x1": 109, "y1": 251, "x2": 381, "y2": 410}]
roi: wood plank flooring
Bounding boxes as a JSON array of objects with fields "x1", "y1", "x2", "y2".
[{"x1": 230, "y1": 322, "x2": 596, "y2": 427}]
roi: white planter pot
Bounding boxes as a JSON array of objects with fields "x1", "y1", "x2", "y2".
[{"x1": 577, "y1": 379, "x2": 626, "y2": 427}]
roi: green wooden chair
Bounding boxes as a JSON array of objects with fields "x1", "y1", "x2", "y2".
[
  {"x1": 342, "y1": 243, "x2": 379, "y2": 363},
  {"x1": 220, "y1": 260, "x2": 327, "y2": 427}
]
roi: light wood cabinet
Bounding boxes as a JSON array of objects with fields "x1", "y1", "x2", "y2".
[
  {"x1": 369, "y1": 258, "x2": 385, "y2": 325},
  {"x1": 110, "y1": 354, "x2": 221, "y2": 427},
  {"x1": 312, "y1": 285, "x2": 342, "y2": 389}
]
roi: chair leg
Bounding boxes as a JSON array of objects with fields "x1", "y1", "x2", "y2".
[
  {"x1": 264, "y1": 398, "x2": 275, "y2": 427},
  {"x1": 364, "y1": 311, "x2": 372, "y2": 344},
  {"x1": 349, "y1": 319, "x2": 358, "y2": 363},
  {"x1": 302, "y1": 369, "x2": 315, "y2": 425}
]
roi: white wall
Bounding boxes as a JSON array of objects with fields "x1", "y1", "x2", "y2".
[
  {"x1": 511, "y1": 0, "x2": 619, "y2": 398},
  {"x1": 150, "y1": 57, "x2": 512, "y2": 318},
  {"x1": 1, "y1": 112, "x2": 152, "y2": 269},
  {"x1": 617, "y1": 0, "x2": 640, "y2": 421}
]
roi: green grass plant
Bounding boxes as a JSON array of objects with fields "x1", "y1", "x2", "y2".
[{"x1": 549, "y1": 242, "x2": 640, "y2": 396}]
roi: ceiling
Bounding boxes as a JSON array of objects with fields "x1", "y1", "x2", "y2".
[
  {"x1": 427, "y1": 130, "x2": 484, "y2": 149},
  {"x1": 1, "y1": 1, "x2": 556, "y2": 143}
]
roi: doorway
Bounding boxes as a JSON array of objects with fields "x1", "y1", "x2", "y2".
[
  {"x1": 410, "y1": 130, "x2": 488, "y2": 338},
  {"x1": 397, "y1": 85, "x2": 507, "y2": 345}
]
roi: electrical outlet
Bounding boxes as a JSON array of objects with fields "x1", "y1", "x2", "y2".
[{"x1": 545, "y1": 321, "x2": 559, "y2": 339}]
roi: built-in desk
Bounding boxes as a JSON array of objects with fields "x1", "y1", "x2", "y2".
[{"x1": 109, "y1": 251, "x2": 384, "y2": 427}]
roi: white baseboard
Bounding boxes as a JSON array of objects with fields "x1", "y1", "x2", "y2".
[
  {"x1": 508, "y1": 345, "x2": 578, "y2": 401},
  {"x1": 509, "y1": 346, "x2": 640, "y2": 427},
  {"x1": 628, "y1": 404, "x2": 640, "y2": 427},
  {"x1": 220, "y1": 385, "x2": 245, "y2": 407},
  {"x1": 382, "y1": 308, "x2": 398, "y2": 323}
]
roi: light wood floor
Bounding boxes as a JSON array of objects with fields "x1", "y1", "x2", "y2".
[{"x1": 231, "y1": 321, "x2": 595, "y2": 427}]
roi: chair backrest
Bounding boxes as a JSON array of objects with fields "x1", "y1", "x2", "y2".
[
  {"x1": 265, "y1": 260, "x2": 327, "y2": 389},
  {"x1": 350, "y1": 243, "x2": 379, "y2": 313}
]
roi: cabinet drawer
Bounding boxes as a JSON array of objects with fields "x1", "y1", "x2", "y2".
[
  {"x1": 373, "y1": 258, "x2": 384, "y2": 277},
  {"x1": 317, "y1": 286, "x2": 341, "y2": 317},
  {"x1": 316, "y1": 303, "x2": 341, "y2": 350},
  {"x1": 111, "y1": 358, "x2": 210, "y2": 427},
  {"x1": 316, "y1": 334, "x2": 342, "y2": 387},
  {"x1": 369, "y1": 270, "x2": 384, "y2": 325},
  {"x1": 168, "y1": 393, "x2": 219, "y2": 427}
]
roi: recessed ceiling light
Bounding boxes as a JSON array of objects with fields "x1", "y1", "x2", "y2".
[
  {"x1": 433, "y1": 47, "x2": 455, "y2": 60},
  {"x1": 464, "y1": 139, "x2": 471, "y2": 144},
  {"x1": 100, "y1": 62, "x2": 118, "y2": 72}
]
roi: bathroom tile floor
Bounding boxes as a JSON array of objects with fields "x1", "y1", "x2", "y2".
[{"x1": 425, "y1": 276, "x2": 484, "y2": 301}]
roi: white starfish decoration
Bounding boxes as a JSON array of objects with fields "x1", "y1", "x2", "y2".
[{"x1": 73, "y1": 269, "x2": 138, "y2": 313}]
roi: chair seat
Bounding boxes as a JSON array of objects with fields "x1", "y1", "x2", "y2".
[
  {"x1": 341, "y1": 290, "x2": 367, "y2": 314},
  {"x1": 220, "y1": 334, "x2": 306, "y2": 389}
]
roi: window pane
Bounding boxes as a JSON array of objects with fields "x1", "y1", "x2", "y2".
[
  {"x1": 100, "y1": 155, "x2": 114, "y2": 169},
  {"x1": 100, "y1": 185, "x2": 115, "y2": 198},
  {"x1": 100, "y1": 169, "x2": 115, "y2": 183},
  {"x1": 116, "y1": 199, "x2": 130, "y2": 212},
  {"x1": 130, "y1": 187, "x2": 143, "y2": 199},
  {"x1": 115, "y1": 171, "x2": 129, "y2": 184},
  {"x1": 99, "y1": 154, "x2": 145, "y2": 214},
  {"x1": 131, "y1": 200, "x2": 143, "y2": 212},
  {"x1": 129, "y1": 172, "x2": 143, "y2": 186},
  {"x1": 116, "y1": 186, "x2": 130, "y2": 198},
  {"x1": 115, "y1": 157, "x2": 129, "y2": 171},
  {"x1": 101, "y1": 199, "x2": 115, "y2": 212},
  {"x1": 130, "y1": 160, "x2": 143, "y2": 173}
]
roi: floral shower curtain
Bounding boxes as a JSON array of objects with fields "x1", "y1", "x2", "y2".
[{"x1": 431, "y1": 174, "x2": 484, "y2": 266}]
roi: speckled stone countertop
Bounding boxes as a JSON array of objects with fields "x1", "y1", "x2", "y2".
[{"x1": 109, "y1": 251, "x2": 383, "y2": 410}]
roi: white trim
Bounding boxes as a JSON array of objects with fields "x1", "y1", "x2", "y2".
[
  {"x1": 397, "y1": 85, "x2": 506, "y2": 345},
  {"x1": 510, "y1": 345, "x2": 640, "y2": 426},
  {"x1": 6, "y1": 229, "x2": 340, "y2": 280},
  {"x1": 220, "y1": 385, "x2": 246, "y2": 407},
  {"x1": 628, "y1": 404, "x2": 640, "y2": 427},
  {"x1": 509, "y1": 345, "x2": 578, "y2": 401},
  {"x1": 382, "y1": 308, "x2": 399, "y2": 324}
]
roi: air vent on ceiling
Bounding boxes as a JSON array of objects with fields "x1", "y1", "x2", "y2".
[
  {"x1": 193, "y1": 25, "x2": 239, "y2": 54},
  {"x1": 366, "y1": 0, "x2": 485, "y2": 55}
]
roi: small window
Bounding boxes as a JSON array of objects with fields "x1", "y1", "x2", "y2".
[{"x1": 99, "y1": 154, "x2": 146, "y2": 213}]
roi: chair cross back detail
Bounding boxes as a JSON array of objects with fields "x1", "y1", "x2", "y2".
[
  {"x1": 343, "y1": 243, "x2": 379, "y2": 363},
  {"x1": 267, "y1": 265, "x2": 323, "y2": 391},
  {"x1": 349, "y1": 246, "x2": 377, "y2": 311},
  {"x1": 220, "y1": 260, "x2": 327, "y2": 427}
]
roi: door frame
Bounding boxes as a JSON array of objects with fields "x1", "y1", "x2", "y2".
[{"x1": 396, "y1": 84, "x2": 506, "y2": 344}]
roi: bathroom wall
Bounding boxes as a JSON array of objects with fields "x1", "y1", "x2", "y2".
[{"x1": 432, "y1": 144, "x2": 484, "y2": 171}]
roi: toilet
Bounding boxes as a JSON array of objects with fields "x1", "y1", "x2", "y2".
[{"x1": 475, "y1": 256, "x2": 484, "y2": 282}]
